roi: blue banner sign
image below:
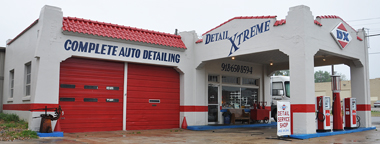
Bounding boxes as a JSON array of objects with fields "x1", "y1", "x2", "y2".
[{"x1": 64, "y1": 39, "x2": 180, "y2": 63}]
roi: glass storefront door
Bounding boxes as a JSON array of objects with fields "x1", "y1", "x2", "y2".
[{"x1": 208, "y1": 85, "x2": 219, "y2": 123}]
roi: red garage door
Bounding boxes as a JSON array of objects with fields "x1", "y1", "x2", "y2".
[
  {"x1": 127, "y1": 63, "x2": 179, "y2": 130},
  {"x1": 59, "y1": 57, "x2": 124, "y2": 133}
]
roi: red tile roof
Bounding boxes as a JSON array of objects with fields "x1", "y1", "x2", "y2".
[
  {"x1": 314, "y1": 20, "x2": 322, "y2": 26},
  {"x1": 202, "y1": 16, "x2": 277, "y2": 36},
  {"x1": 62, "y1": 17, "x2": 186, "y2": 49},
  {"x1": 317, "y1": 15, "x2": 356, "y2": 32},
  {"x1": 273, "y1": 19, "x2": 286, "y2": 26},
  {"x1": 274, "y1": 19, "x2": 322, "y2": 27},
  {"x1": 195, "y1": 39, "x2": 203, "y2": 44},
  {"x1": 7, "y1": 19, "x2": 39, "y2": 45},
  {"x1": 357, "y1": 36, "x2": 363, "y2": 41}
]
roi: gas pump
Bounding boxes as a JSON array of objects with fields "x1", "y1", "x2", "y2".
[
  {"x1": 343, "y1": 98, "x2": 358, "y2": 129},
  {"x1": 331, "y1": 75, "x2": 344, "y2": 131},
  {"x1": 316, "y1": 96, "x2": 331, "y2": 132}
]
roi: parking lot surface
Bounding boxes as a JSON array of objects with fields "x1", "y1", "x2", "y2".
[{"x1": 3, "y1": 118, "x2": 380, "y2": 144}]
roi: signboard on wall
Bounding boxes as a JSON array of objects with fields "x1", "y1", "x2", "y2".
[
  {"x1": 277, "y1": 101, "x2": 291, "y2": 136},
  {"x1": 63, "y1": 39, "x2": 181, "y2": 63},
  {"x1": 330, "y1": 22, "x2": 352, "y2": 49},
  {"x1": 203, "y1": 20, "x2": 272, "y2": 56}
]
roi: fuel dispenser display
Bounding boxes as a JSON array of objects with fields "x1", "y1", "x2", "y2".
[
  {"x1": 343, "y1": 98, "x2": 358, "y2": 129},
  {"x1": 316, "y1": 96, "x2": 331, "y2": 132}
]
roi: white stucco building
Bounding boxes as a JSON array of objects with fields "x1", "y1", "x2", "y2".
[{"x1": 2, "y1": 5, "x2": 371, "y2": 134}]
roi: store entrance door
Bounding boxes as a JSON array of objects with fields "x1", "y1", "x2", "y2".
[{"x1": 208, "y1": 84, "x2": 219, "y2": 124}]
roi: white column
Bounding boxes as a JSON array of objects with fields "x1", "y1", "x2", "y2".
[
  {"x1": 288, "y1": 52, "x2": 316, "y2": 134},
  {"x1": 123, "y1": 63, "x2": 128, "y2": 130},
  {"x1": 262, "y1": 65, "x2": 271, "y2": 123},
  {"x1": 350, "y1": 65, "x2": 371, "y2": 127},
  {"x1": 280, "y1": 5, "x2": 318, "y2": 134}
]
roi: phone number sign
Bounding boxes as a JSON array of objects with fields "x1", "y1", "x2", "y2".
[
  {"x1": 277, "y1": 101, "x2": 291, "y2": 136},
  {"x1": 221, "y1": 63, "x2": 253, "y2": 74}
]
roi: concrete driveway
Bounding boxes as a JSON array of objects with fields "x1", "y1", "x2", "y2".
[{"x1": 3, "y1": 118, "x2": 380, "y2": 144}]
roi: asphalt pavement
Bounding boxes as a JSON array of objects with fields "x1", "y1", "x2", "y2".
[{"x1": 2, "y1": 116, "x2": 379, "y2": 144}]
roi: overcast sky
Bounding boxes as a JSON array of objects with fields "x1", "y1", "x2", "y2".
[{"x1": 1, "y1": 0, "x2": 379, "y2": 79}]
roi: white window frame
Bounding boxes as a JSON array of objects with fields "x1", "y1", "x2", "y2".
[
  {"x1": 9, "y1": 69, "x2": 14, "y2": 98},
  {"x1": 25, "y1": 62, "x2": 31, "y2": 96}
]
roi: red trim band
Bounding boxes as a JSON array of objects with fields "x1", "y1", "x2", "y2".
[
  {"x1": 3, "y1": 104, "x2": 59, "y2": 111},
  {"x1": 180, "y1": 106, "x2": 208, "y2": 112},
  {"x1": 265, "y1": 106, "x2": 271, "y2": 110},
  {"x1": 357, "y1": 104, "x2": 371, "y2": 111},
  {"x1": 291, "y1": 104, "x2": 315, "y2": 113},
  {"x1": 290, "y1": 104, "x2": 315, "y2": 134}
]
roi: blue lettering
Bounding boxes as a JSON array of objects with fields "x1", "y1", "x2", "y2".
[
  {"x1": 135, "y1": 49, "x2": 141, "y2": 58},
  {"x1": 100, "y1": 44, "x2": 107, "y2": 55},
  {"x1": 119, "y1": 47, "x2": 125, "y2": 56},
  {"x1": 125, "y1": 48, "x2": 131, "y2": 57},
  {"x1": 218, "y1": 33, "x2": 223, "y2": 41},
  {"x1": 143, "y1": 50, "x2": 148, "y2": 59},
  {"x1": 256, "y1": 23, "x2": 264, "y2": 33},
  {"x1": 264, "y1": 20, "x2": 270, "y2": 32},
  {"x1": 71, "y1": 41, "x2": 78, "y2": 51},
  {"x1": 88, "y1": 43, "x2": 96, "y2": 53},
  {"x1": 112, "y1": 46, "x2": 118, "y2": 56},
  {"x1": 243, "y1": 29, "x2": 249, "y2": 42},
  {"x1": 237, "y1": 32, "x2": 243, "y2": 45},
  {"x1": 250, "y1": 26, "x2": 256, "y2": 38},
  {"x1": 205, "y1": 34, "x2": 211, "y2": 44},
  {"x1": 170, "y1": 54, "x2": 176, "y2": 62},
  {"x1": 152, "y1": 51, "x2": 157, "y2": 60},
  {"x1": 336, "y1": 30, "x2": 343, "y2": 39},
  {"x1": 211, "y1": 34, "x2": 215, "y2": 43},
  {"x1": 343, "y1": 32, "x2": 349, "y2": 41},
  {"x1": 64, "y1": 39, "x2": 72, "y2": 50},
  {"x1": 175, "y1": 54, "x2": 180, "y2": 63},
  {"x1": 228, "y1": 33, "x2": 239, "y2": 56},
  {"x1": 156, "y1": 52, "x2": 161, "y2": 60},
  {"x1": 107, "y1": 45, "x2": 113, "y2": 55},
  {"x1": 130, "y1": 48, "x2": 136, "y2": 58},
  {"x1": 163, "y1": 53, "x2": 168, "y2": 61},
  {"x1": 148, "y1": 51, "x2": 153, "y2": 60},
  {"x1": 95, "y1": 44, "x2": 100, "y2": 54},
  {"x1": 78, "y1": 42, "x2": 88, "y2": 52}
]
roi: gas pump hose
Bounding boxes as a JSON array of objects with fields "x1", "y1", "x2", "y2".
[
  {"x1": 315, "y1": 99, "x2": 325, "y2": 122},
  {"x1": 356, "y1": 115, "x2": 361, "y2": 128},
  {"x1": 316, "y1": 109, "x2": 326, "y2": 122}
]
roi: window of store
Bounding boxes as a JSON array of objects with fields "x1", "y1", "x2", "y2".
[
  {"x1": 208, "y1": 75, "x2": 219, "y2": 83},
  {"x1": 25, "y1": 62, "x2": 31, "y2": 96},
  {"x1": 208, "y1": 75, "x2": 259, "y2": 110},
  {"x1": 222, "y1": 76, "x2": 240, "y2": 84},
  {"x1": 242, "y1": 77, "x2": 257, "y2": 85},
  {"x1": 222, "y1": 86, "x2": 258, "y2": 109},
  {"x1": 9, "y1": 70, "x2": 14, "y2": 98}
]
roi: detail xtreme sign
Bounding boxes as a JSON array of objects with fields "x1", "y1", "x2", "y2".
[
  {"x1": 64, "y1": 39, "x2": 181, "y2": 63},
  {"x1": 204, "y1": 20, "x2": 271, "y2": 56},
  {"x1": 330, "y1": 22, "x2": 352, "y2": 49}
]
